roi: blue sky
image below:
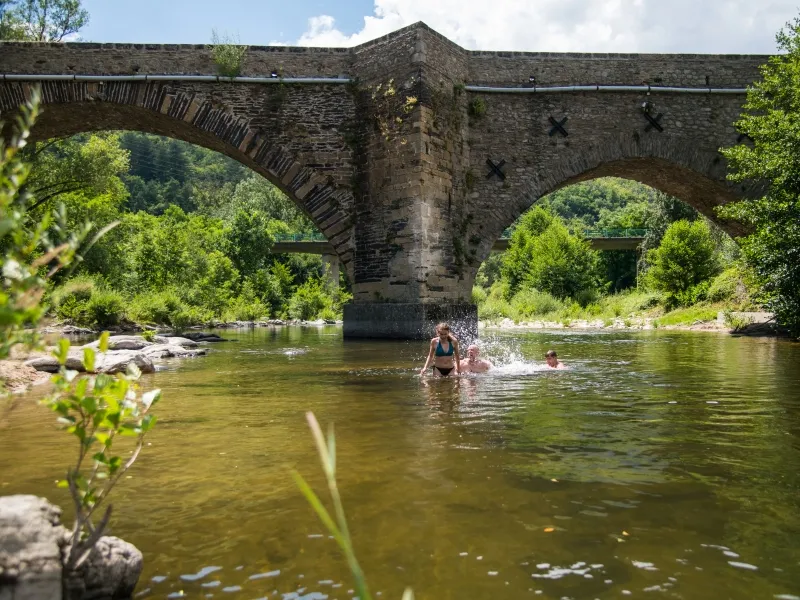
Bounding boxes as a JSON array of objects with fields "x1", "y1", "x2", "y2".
[
  {"x1": 79, "y1": 1, "x2": 797, "y2": 53},
  {"x1": 80, "y1": 0, "x2": 373, "y2": 45}
]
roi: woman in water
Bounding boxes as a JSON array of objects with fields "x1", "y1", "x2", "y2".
[{"x1": 420, "y1": 322, "x2": 462, "y2": 377}]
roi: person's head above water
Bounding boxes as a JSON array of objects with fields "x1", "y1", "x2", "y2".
[
  {"x1": 436, "y1": 322, "x2": 452, "y2": 340},
  {"x1": 467, "y1": 344, "x2": 480, "y2": 360},
  {"x1": 545, "y1": 349, "x2": 558, "y2": 367}
]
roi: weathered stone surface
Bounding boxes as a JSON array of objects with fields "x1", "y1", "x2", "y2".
[
  {"x1": 93, "y1": 351, "x2": 155, "y2": 375},
  {"x1": 182, "y1": 332, "x2": 227, "y2": 342},
  {"x1": 84, "y1": 336, "x2": 154, "y2": 351},
  {"x1": 24, "y1": 349, "x2": 156, "y2": 375},
  {"x1": 343, "y1": 302, "x2": 477, "y2": 341},
  {"x1": 63, "y1": 537, "x2": 143, "y2": 600},
  {"x1": 0, "y1": 495, "x2": 63, "y2": 600},
  {"x1": 0, "y1": 22, "x2": 769, "y2": 338},
  {"x1": 141, "y1": 344, "x2": 207, "y2": 359},
  {"x1": 165, "y1": 337, "x2": 199, "y2": 348},
  {"x1": 24, "y1": 351, "x2": 85, "y2": 373}
]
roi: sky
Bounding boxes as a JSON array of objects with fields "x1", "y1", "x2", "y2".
[{"x1": 79, "y1": 0, "x2": 798, "y2": 54}]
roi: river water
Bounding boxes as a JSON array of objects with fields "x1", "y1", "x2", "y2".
[{"x1": 1, "y1": 327, "x2": 799, "y2": 600}]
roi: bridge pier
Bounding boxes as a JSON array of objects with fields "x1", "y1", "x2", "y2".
[{"x1": 343, "y1": 303, "x2": 477, "y2": 341}]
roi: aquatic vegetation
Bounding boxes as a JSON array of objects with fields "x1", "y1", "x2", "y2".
[{"x1": 294, "y1": 412, "x2": 414, "y2": 600}]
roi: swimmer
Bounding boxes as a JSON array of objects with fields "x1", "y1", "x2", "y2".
[
  {"x1": 461, "y1": 344, "x2": 493, "y2": 373},
  {"x1": 420, "y1": 322, "x2": 461, "y2": 377},
  {"x1": 545, "y1": 349, "x2": 567, "y2": 369}
]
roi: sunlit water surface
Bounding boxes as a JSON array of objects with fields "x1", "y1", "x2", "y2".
[{"x1": 2, "y1": 327, "x2": 799, "y2": 600}]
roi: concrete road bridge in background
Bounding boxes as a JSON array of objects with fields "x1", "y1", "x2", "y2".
[{"x1": 0, "y1": 22, "x2": 765, "y2": 338}]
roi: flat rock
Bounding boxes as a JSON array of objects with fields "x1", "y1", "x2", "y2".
[
  {"x1": 182, "y1": 332, "x2": 227, "y2": 342},
  {"x1": 84, "y1": 336, "x2": 155, "y2": 351},
  {"x1": 0, "y1": 495, "x2": 64, "y2": 600},
  {"x1": 142, "y1": 344, "x2": 207, "y2": 359},
  {"x1": 94, "y1": 350, "x2": 155, "y2": 375},
  {"x1": 165, "y1": 337, "x2": 198, "y2": 348},
  {"x1": 24, "y1": 350, "x2": 85, "y2": 373}
]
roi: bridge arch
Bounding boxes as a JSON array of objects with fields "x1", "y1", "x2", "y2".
[
  {"x1": 1, "y1": 80, "x2": 356, "y2": 277},
  {"x1": 466, "y1": 132, "x2": 760, "y2": 285}
]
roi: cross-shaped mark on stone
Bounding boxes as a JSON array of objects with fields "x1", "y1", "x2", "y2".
[
  {"x1": 486, "y1": 158, "x2": 506, "y2": 180},
  {"x1": 643, "y1": 112, "x2": 664, "y2": 132},
  {"x1": 548, "y1": 116, "x2": 568, "y2": 137}
]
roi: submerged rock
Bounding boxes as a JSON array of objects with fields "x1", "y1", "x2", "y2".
[{"x1": 182, "y1": 332, "x2": 228, "y2": 342}]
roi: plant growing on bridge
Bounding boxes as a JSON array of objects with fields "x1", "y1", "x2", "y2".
[
  {"x1": 210, "y1": 29, "x2": 248, "y2": 78},
  {"x1": 719, "y1": 15, "x2": 800, "y2": 338},
  {"x1": 368, "y1": 78, "x2": 418, "y2": 145}
]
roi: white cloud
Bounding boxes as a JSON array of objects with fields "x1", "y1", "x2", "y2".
[{"x1": 289, "y1": 0, "x2": 797, "y2": 53}]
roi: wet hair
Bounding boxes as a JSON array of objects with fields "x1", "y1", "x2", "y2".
[
  {"x1": 436, "y1": 322, "x2": 455, "y2": 342},
  {"x1": 545, "y1": 350, "x2": 557, "y2": 358}
]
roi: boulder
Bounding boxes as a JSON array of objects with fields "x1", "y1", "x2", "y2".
[
  {"x1": 165, "y1": 337, "x2": 198, "y2": 348},
  {"x1": 0, "y1": 496, "x2": 143, "y2": 600},
  {"x1": 24, "y1": 350, "x2": 85, "y2": 373},
  {"x1": 141, "y1": 344, "x2": 207, "y2": 359},
  {"x1": 0, "y1": 495, "x2": 63, "y2": 600},
  {"x1": 182, "y1": 332, "x2": 227, "y2": 342},
  {"x1": 94, "y1": 351, "x2": 155, "y2": 375},
  {"x1": 63, "y1": 536, "x2": 143, "y2": 600},
  {"x1": 84, "y1": 336, "x2": 154, "y2": 351}
]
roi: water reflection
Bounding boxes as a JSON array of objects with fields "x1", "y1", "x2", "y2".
[{"x1": 1, "y1": 327, "x2": 799, "y2": 599}]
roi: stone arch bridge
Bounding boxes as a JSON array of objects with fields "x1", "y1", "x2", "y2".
[{"x1": 0, "y1": 23, "x2": 767, "y2": 338}]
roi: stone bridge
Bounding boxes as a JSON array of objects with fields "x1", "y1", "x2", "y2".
[{"x1": 0, "y1": 22, "x2": 768, "y2": 338}]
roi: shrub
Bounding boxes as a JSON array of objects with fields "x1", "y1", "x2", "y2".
[
  {"x1": 723, "y1": 309, "x2": 753, "y2": 332},
  {"x1": 644, "y1": 219, "x2": 720, "y2": 307},
  {"x1": 223, "y1": 297, "x2": 268, "y2": 322},
  {"x1": 318, "y1": 307, "x2": 338, "y2": 321},
  {"x1": 128, "y1": 289, "x2": 186, "y2": 326},
  {"x1": 85, "y1": 288, "x2": 125, "y2": 328},
  {"x1": 210, "y1": 30, "x2": 248, "y2": 78},
  {"x1": 509, "y1": 287, "x2": 564, "y2": 319},
  {"x1": 51, "y1": 276, "x2": 97, "y2": 323},
  {"x1": 288, "y1": 278, "x2": 333, "y2": 321},
  {"x1": 471, "y1": 285, "x2": 488, "y2": 305}
]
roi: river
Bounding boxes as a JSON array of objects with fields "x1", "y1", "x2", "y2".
[{"x1": 1, "y1": 327, "x2": 799, "y2": 599}]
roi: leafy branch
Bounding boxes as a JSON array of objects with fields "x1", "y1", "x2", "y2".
[
  {"x1": 46, "y1": 331, "x2": 160, "y2": 570},
  {"x1": 367, "y1": 78, "x2": 418, "y2": 145}
]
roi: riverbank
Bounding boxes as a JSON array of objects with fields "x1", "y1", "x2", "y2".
[{"x1": 480, "y1": 310, "x2": 787, "y2": 336}]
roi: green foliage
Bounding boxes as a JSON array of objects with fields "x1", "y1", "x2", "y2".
[
  {"x1": 657, "y1": 306, "x2": 719, "y2": 326},
  {"x1": 140, "y1": 329, "x2": 156, "y2": 342},
  {"x1": 719, "y1": 17, "x2": 800, "y2": 337},
  {"x1": 288, "y1": 278, "x2": 341, "y2": 321},
  {"x1": 222, "y1": 280, "x2": 268, "y2": 322},
  {"x1": 722, "y1": 309, "x2": 753, "y2": 332},
  {"x1": 644, "y1": 219, "x2": 720, "y2": 307},
  {"x1": 509, "y1": 287, "x2": 565, "y2": 319},
  {"x1": 47, "y1": 332, "x2": 159, "y2": 569},
  {"x1": 504, "y1": 213, "x2": 603, "y2": 302},
  {"x1": 0, "y1": 89, "x2": 92, "y2": 361},
  {"x1": 51, "y1": 275, "x2": 96, "y2": 323},
  {"x1": 210, "y1": 29, "x2": 248, "y2": 78},
  {"x1": 468, "y1": 97, "x2": 486, "y2": 118},
  {"x1": 707, "y1": 266, "x2": 747, "y2": 304},
  {"x1": 84, "y1": 288, "x2": 125, "y2": 328},
  {"x1": 1, "y1": 0, "x2": 88, "y2": 41}
]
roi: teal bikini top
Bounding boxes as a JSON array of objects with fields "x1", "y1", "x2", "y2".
[{"x1": 435, "y1": 339, "x2": 454, "y2": 357}]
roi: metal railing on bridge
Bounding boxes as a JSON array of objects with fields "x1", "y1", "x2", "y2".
[
  {"x1": 500, "y1": 227, "x2": 648, "y2": 239},
  {"x1": 273, "y1": 232, "x2": 328, "y2": 242}
]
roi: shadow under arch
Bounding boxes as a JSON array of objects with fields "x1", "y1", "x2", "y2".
[{"x1": 3, "y1": 86, "x2": 355, "y2": 278}]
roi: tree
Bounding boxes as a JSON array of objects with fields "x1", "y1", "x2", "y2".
[
  {"x1": 4, "y1": 0, "x2": 88, "y2": 41},
  {"x1": 645, "y1": 219, "x2": 720, "y2": 306},
  {"x1": 720, "y1": 17, "x2": 800, "y2": 337},
  {"x1": 501, "y1": 207, "x2": 603, "y2": 302}
]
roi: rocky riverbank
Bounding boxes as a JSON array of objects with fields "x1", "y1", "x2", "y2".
[{"x1": 1, "y1": 335, "x2": 212, "y2": 396}]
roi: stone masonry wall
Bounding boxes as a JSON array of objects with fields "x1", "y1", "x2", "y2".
[{"x1": 0, "y1": 22, "x2": 770, "y2": 308}]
